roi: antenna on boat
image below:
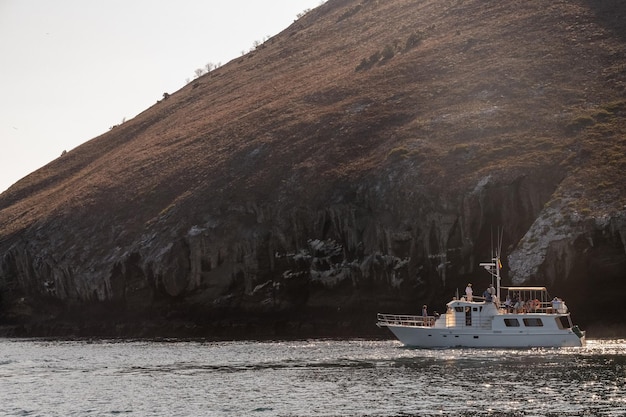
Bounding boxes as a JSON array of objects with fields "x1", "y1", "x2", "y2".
[{"x1": 479, "y1": 227, "x2": 503, "y2": 301}]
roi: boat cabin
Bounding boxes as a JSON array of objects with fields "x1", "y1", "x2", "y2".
[
  {"x1": 445, "y1": 299, "x2": 499, "y2": 328},
  {"x1": 443, "y1": 286, "x2": 572, "y2": 331}
]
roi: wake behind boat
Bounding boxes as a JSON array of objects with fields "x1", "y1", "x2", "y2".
[{"x1": 377, "y1": 255, "x2": 585, "y2": 348}]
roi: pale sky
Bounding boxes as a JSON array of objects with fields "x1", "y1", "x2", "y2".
[{"x1": 0, "y1": 0, "x2": 324, "y2": 193}]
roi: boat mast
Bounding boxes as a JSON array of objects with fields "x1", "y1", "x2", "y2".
[
  {"x1": 479, "y1": 228, "x2": 503, "y2": 301},
  {"x1": 496, "y1": 251, "x2": 501, "y2": 301}
]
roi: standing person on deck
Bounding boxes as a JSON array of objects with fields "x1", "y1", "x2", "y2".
[
  {"x1": 465, "y1": 283, "x2": 473, "y2": 301},
  {"x1": 422, "y1": 304, "x2": 429, "y2": 326},
  {"x1": 484, "y1": 284, "x2": 495, "y2": 302},
  {"x1": 488, "y1": 283, "x2": 496, "y2": 304}
]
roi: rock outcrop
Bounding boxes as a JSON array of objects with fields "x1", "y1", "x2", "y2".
[{"x1": 1, "y1": 0, "x2": 625, "y2": 337}]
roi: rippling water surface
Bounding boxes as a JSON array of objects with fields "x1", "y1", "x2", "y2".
[{"x1": 0, "y1": 338, "x2": 625, "y2": 416}]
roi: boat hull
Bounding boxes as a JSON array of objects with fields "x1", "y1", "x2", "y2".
[{"x1": 385, "y1": 325, "x2": 585, "y2": 348}]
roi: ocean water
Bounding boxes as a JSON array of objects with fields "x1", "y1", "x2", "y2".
[{"x1": 0, "y1": 338, "x2": 624, "y2": 417}]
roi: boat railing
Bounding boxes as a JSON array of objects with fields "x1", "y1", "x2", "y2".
[
  {"x1": 377, "y1": 313, "x2": 435, "y2": 327},
  {"x1": 499, "y1": 300, "x2": 568, "y2": 314}
]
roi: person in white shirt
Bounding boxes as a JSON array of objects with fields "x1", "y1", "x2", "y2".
[{"x1": 465, "y1": 283, "x2": 473, "y2": 301}]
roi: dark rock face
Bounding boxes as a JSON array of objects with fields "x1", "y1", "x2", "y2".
[
  {"x1": 2, "y1": 165, "x2": 621, "y2": 338},
  {"x1": 1, "y1": 0, "x2": 626, "y2": 337}
]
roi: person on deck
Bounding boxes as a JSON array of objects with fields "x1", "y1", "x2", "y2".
[
  {"x1": 465, "y1": 283, "x2": 473, "y2": 301},
  {"x1": 488, "y1": 284, "x2": 497, "y2": 305},
  {"x1": 484, "y1": 284, "x2": 495, "y2": 302}
]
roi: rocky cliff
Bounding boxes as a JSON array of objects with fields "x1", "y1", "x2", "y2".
[{"x1": 1, "y1": 0, "x2": 625, "y2": 338}]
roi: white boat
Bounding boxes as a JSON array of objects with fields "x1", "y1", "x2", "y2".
[{"x1": 376, "y1": 255, "x2": 586, "y2": 348}]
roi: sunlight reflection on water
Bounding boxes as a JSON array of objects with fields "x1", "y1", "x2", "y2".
[{"x1": 0, "y1": 338, "x2": 624, "y2": 416}]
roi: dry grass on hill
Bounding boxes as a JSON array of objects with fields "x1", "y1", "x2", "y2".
[{"x1": 1, "y1": 0, "x2": 626, "y2": 239}]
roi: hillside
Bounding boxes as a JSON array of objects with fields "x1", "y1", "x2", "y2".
[{"x1": 1, "y1": 0, "x2": 625, "y2": 338}]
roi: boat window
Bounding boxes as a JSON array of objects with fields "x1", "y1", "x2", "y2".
[
  {"x1": 504, "y1": 318, "x2": 520, "y2": 327},
  {"x1": 523, "y1": 318, "x2": 544, "y2": 327},
  {"x1": 556, "y1": 316, "x2": 572, "y2": 329},
  {"x1": 473, "y1": 307, "x2": 478, "y2": 312},
  {"x1": 455, "y1": 307, "x2": 464, "y2": 312}
]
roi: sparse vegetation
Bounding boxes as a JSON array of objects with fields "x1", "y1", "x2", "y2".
[
  {"x1": 356, "y1": 50, "x2": 382, "y2": 71},
  {"x1": 355, "y1": 58, "x2": 369, "y2": 72},
  {"x1": 297, "y1": 8, "x2": 311, "y2": 19},
  {"x1": 109, "y1": 117, "x2": 126, "y2": 131},
  {"x1": 405, "y1": 31, "x2": 425, "y2": 50},
  {"x1": 381, "y1": 44, "x2": 395, "y2": 61},
  {"x1": 387, "y1": 146, "x2": 411, "y2": 160},
  {"x1": 186, "y1": 62, "x2": 222, "y2": 84},
  {"x1": 337, "y1": 4, "x2": 362, "y2": 22},
  {"x1": 567, "y1": 101, "x2": 626, "y2": 134},
  {"x1": 356, "y1": 31, "x2": 427, "y2": 71},
  {"x1": 565, "y1": 115, "x2": 595, "y2": 134},
  {"x1": 604, "y1": 100, "x2": 626, "y2": 113}
]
